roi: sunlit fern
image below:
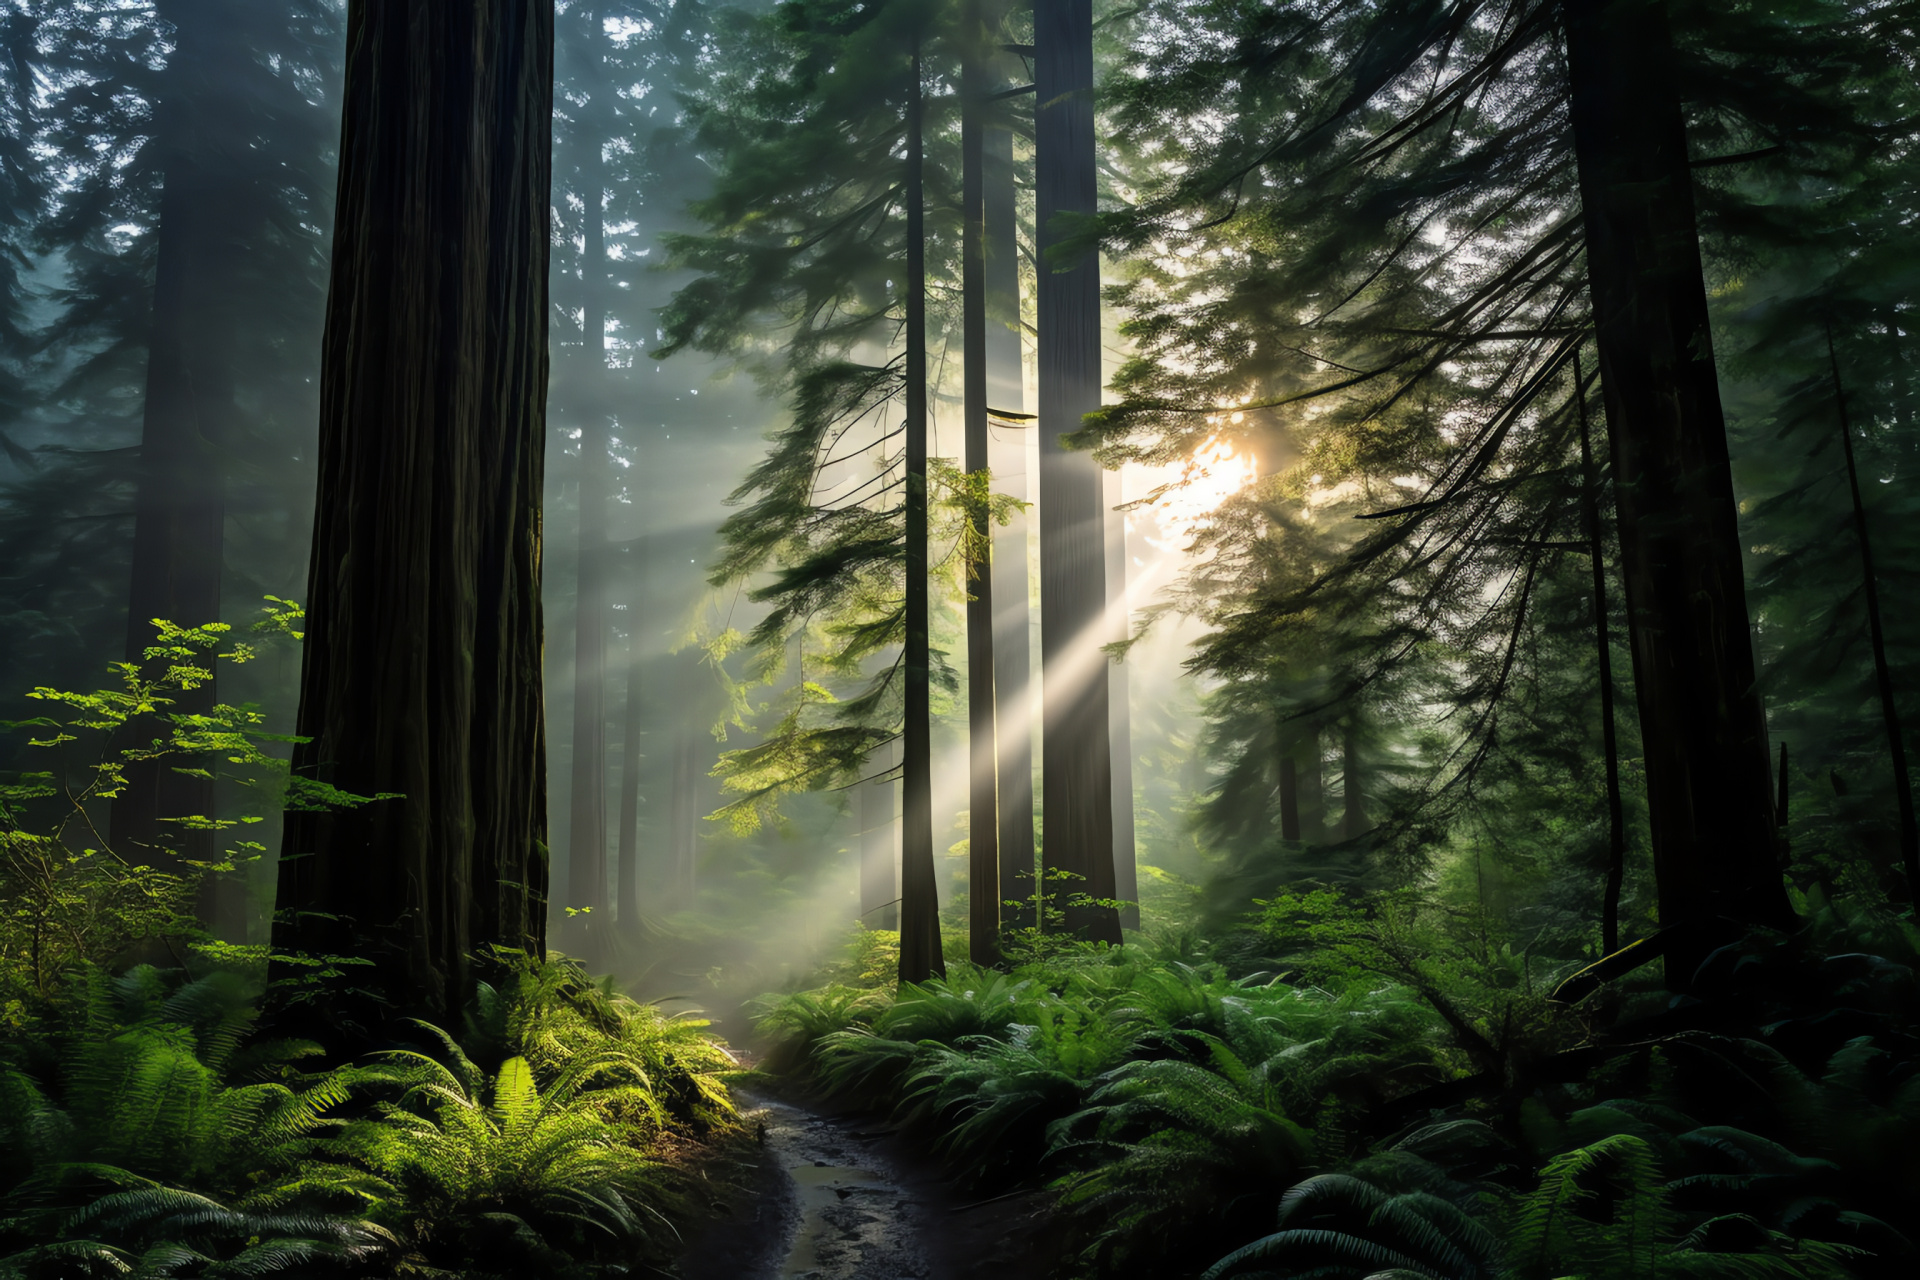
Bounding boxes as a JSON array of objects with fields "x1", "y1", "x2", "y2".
[{"x1": 323, "y1": 1051, "x2": 676, "y2": 1272}]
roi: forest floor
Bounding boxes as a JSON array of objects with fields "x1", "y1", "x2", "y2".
[{"x1": 673, "y1": 1082, "x2": 1066, "y2": 1280}]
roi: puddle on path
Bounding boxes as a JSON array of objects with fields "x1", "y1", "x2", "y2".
[{"x1": 781, "y1": 1162, "x2": 895, "y2": 1278}]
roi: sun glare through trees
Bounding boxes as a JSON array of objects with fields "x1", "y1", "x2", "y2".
[{"x1": 3, "y1": 1, "x2": 1920, "y2": 1278}]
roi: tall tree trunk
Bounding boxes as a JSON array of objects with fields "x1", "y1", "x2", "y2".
[
  {"x1": 566, "y1": 86, "x2": 609, "y2": 961},
  {"x1": 1341, "y1": 721, "x2": 1366, "y2": 842},
  {"x1": 899, "y1": 40, "x2": 945, "y2": 984},
  {"x1": 1278, "y1": 719, "x2": 1301, "y2": 843},
  {"x1": 861, "y1": 737, "x2": 900, "y2": 930},
  {"x1": 115, "y1": 0, "x2": 250, "y2": 932},
  {"x1": 1105, "y1": 466, "x2": 1138, "y2": 927},
  {"x1": 1560, "y1": 0, "x2": 1793, "y2": 987},
  {"x1": 615, "y1": 559, "x2": 646, "y2": 933},
  {"x1": 273, "y1": 0, "x2": 552, "y2": 1028},
  {"x1": 1035, "y1": 0, "x2": 1119, "y2": 944},
  {"x1": 669, "y1": 717, "x2": 698, "y2": 905},
  {"x1": 1827, "y1": 325, "x2": 1919, "y2": 899},
  {"x1": 1297, "y1": 724, "x2": 1324, "y2": 843},
  {"x1": 1575, "y1": 352, "x2": 1629, "y2": 953},
  {"x1": 962, "y1": 8, "x2": 1002, "y2": 967},
  {"x1": 985, "y1": 95, "x2": 1035, "y2": 930}
]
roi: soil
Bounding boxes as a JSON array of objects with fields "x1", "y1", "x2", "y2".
[{"x1": 671, "y1": 1085, "x2": 1068, "y2": 1280}]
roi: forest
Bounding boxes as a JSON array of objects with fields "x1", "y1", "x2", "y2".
[{"x1": 1, "y1": 0, "x2": 1917, "y2": 1277}]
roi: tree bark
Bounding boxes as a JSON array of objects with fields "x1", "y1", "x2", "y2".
[
  {"x1": 273, "y1": 0, "x2": 552, "y2": 1027},
  {"x1": 985, "y1": 95, "x2": 1035, "y2": 931},
  {"x1": 962, "y1": 10, "x2": 1002, "y2": 967},
  {"x1": 114, "y1": 0, "x2": 250, "y2": 932},
  {"x1": 1035, "y1": 0, "x2": 1120, "y2": 944},
  {"x1": 1560, "y1": 0, "x2": 1794, "y2": 986},
  {"x1": 899, "y1": 39, "x2": 945, "y2": 984}
]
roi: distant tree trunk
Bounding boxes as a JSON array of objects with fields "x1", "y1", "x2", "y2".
[
  {"x1": 615, "y1": 570, "x2": 646, "y2": 932},
  {"x1": 1341, "y1": 721, "x2": 1366, "y2": 842},
  {"x1": 1575, "y1": 353, "x2": 1629, "y2": 953},
  {"x1": 961, "y1": 21, "x2": 1000, "y2": 965},
  {"x1": 1561, "y1": 0, "x2": 1794, "y2": 986},
  {"x1": 899, "y1": 40, "x2": 945, "y2": 984},
  {"x1": 1277, "y1": 719, "x2": 1301, "y2": 843},
  {"x1": 1105, "y1": 466, "x2": 1138, "y2": 928},
  {"x1": 115, "y1": 0, "x2": 253, "y2": 933},
  {"x1": 565, "y1": 105, "x2": 610, "y2": 961},
  {"x1": 668, "y1": 717, "x2": 698, "y2": 904},
  {"x1": 985, "y1": 97, "x2": 1035, "y2": 931},
  {"x1": 1297, "y1": 725, "x2": 1324, "y2": 843},
  {"x1": 1035, "y1": 0, "x2": 1120, "y2": 944},
  {"x1": 273, "y1": 0, "x2": 552, "y2": 1027},
  {"x1": 861, "y1": 737, "x2": 900, "y2": 930},
  {"x1": 1827, "y1": 326, "x2": 1919, "y2": 899}
]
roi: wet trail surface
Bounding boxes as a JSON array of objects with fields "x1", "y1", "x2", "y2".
[{"x1": 675, "y1": 1089, "x2": 1061, "y2": 1280}]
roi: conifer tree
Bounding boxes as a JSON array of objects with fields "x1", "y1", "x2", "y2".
[
  {"x1": 1035, "y1": 0, "x2": 1120, "y2": 944},
  {"x1": 1077, "y1": 0, "x2": 1900, "y2": 977},
  {"x1": 273, "y1": 0, "x2": 553, "y2": 1026}
]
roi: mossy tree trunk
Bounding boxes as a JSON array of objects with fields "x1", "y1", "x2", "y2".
[{"x1": 273, "y1": 0, "x2": 552, "y2": 1027}]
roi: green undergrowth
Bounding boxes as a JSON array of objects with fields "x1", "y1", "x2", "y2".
[
  {"x1": 752, "y1": 899, "x2": 1920, "y2": 1280},
  {"x1": 0, "y1": 950, "x2": 741, "y2": 1279}
]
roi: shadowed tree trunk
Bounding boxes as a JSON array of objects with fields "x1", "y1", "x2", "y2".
[
  {"x1": 962, "y1": 4, "x2": 1002, "y2": 966},
  {"x1": 1036, "y1": 0, "x2": 1119, "y2": 944},
  {"x1": 115, "y1": 0, "x2": 257, "y2": 934},
  {"x1": 1574, "y1": 353, "x2": 1629, "y2": 953},
  {"x1": 1561, "y1": 0, "x2": 1794, "y2": 986},
  {"x1": 900, "y1": 38, "x2": 945, "y2": 984},
  {"x1": 985, "y1": 90, "x2": 1035, "y2": 932},
  {"x1": 272, "y1": 0, "x2": 552, "y2": 1027},
  {"x1": 1826, "y1": 326, "x2": 1918, "y2": 900}
]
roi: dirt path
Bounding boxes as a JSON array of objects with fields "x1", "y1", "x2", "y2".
[{"x1": 673, "y1": 1088, "x2": 1064, "y2": 1280}]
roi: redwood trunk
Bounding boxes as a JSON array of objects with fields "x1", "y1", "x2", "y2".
[
  {"x1": 273, "y1": 0, "x2": 552, "y2": 1026},
  {"x1": 986, "y1": 98, "x2": 1035, "y2": 930},
  {"x1": 1561, "y1": 0, "x2": 1793, "y2": 984},
  {"x1": 962, "y1": 16, "x2": 1001, "y2": 966},
  {"x1": 1035, "y1": 0, "x2": 1119, "y2": 943},
  {"x1": 899, "y1": 41, "x2": 945, "y2": 983}
]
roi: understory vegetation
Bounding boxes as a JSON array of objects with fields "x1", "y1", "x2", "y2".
[
  {"x1": 752, "y1": 888, "x2": 1920, "y2": 1280},
  {"x1": 0, "y1": 632, "x2": 742, "y2": 1279}
]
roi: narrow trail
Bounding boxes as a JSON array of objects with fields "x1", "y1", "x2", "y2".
[{"x1": 674, "y1": 1089, "x2": 1062, "y2": 1280}]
